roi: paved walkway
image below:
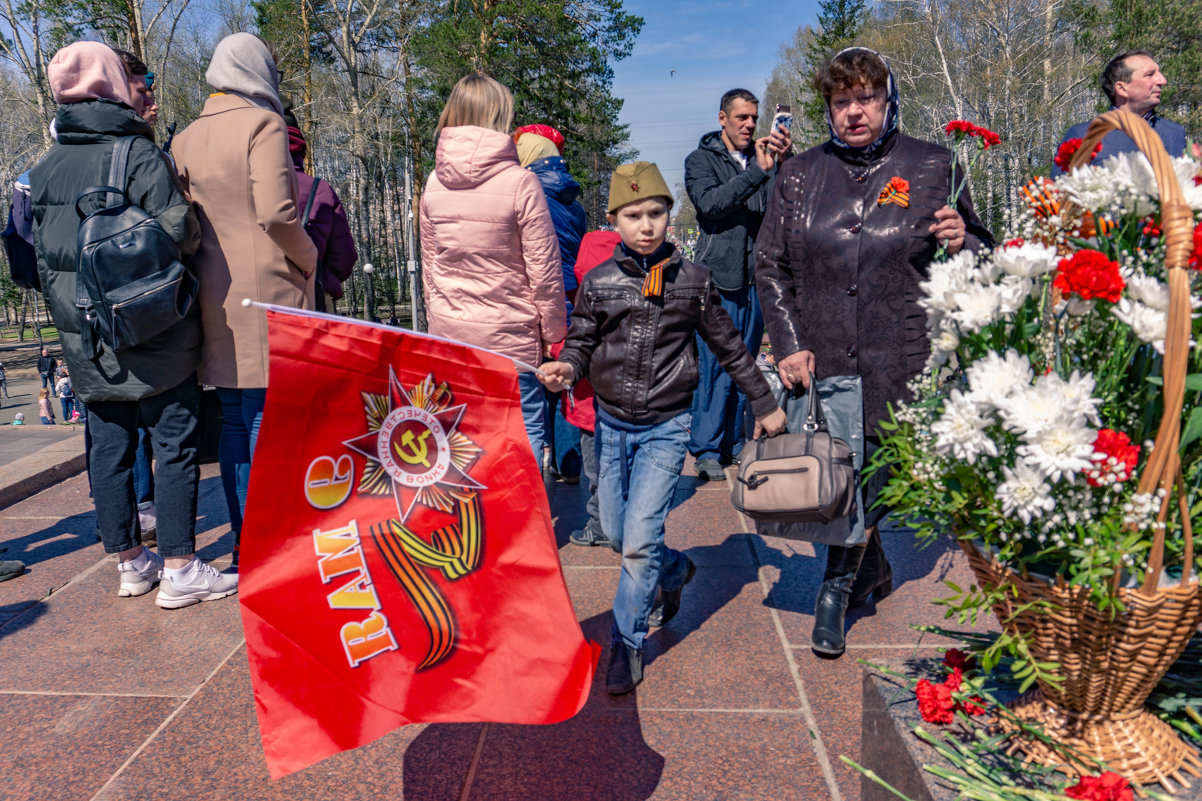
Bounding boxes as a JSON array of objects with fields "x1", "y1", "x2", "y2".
[{"x1": 0, "y1": 447, "x2": 976, "y2": 800}]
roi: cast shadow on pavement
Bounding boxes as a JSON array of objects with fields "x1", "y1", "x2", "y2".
[
  {"x1": 402, "y1": 608, "x2": 666, "y2": 800},
  {"x1": 0, "y1": 597, "x2": 48, "y2": 640},
  {"x1": 756, "y1": 526, "x2": 959, "y2": 621}
]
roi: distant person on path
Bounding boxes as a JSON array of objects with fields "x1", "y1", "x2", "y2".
[
  {"x1": 31, "y1": 41, "x2": 236, "y2": 607},
  {"x1": 37, "y1": 388, "x2": 55, "y2": 424},
  {"x1": 1053, "y1": 49, "x2": 1185, "y2": 175},
  {"x1": 538, "y1": 162, "x2": 786, "y2": 695},
  {"x1": 283, "y1": 103, "x2": 358, "y2": 313},
  {"x1": 37, "y1": 348, "x2": 57, "y2": 396},
  {"x1": 420, "y1": 73, "x2": 565, "y2": 467},
  {"x1": 0, "y1": 362, "x2": 8, "y2": 398},
  {"x1": 55, "y1": 369, "x2": 75, "y2": 420},
  {"x1": 684, "y1": 88, "x2": 792, "y2": 482},
  {"x1": 755, "y1": 47, "x2": 993, "y2": 658},
  {"x1": 173, "y1": 33, "x2": 318, "y2": 572},
  {"x1": 516, "y1": 126, "x2": 587, "y2": 481}
]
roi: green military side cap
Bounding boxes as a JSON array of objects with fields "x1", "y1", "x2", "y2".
[{"x1": 607, "y1": 161, "x2": 674, "y2": 213}]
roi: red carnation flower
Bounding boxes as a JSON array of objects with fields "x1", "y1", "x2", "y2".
[
  {"x1": 1065, "y1": 771, "x2": 1134, "y2": 801},
  {"x1": 942, "y1": 649, "x2": 977, "y2": 672},
  {"x1": 1054, "y1": 249, "x2": 1124, "y2": 303},
  {"x1": 916, "y1": 678, "x2": 956, "y2": 724},
  {"x1": 1190, "y1": 220, "x2": 1202, "y2": 270},
  {"x1": 961, "y1": 696, "x2": 987, "y2": 716},
  {"x1": 945, "y1": 120, "x2": 975, "y2": 136},
  {"x1": 1003, "y1": 237, "x2": 1025, "y2": 248},
  {"x1": 1055, "y1": 138, "x2": 1104, "y2": 171},
  {"x1": 1087, "y1": 429, "x2": 1140, "y2": 487}
]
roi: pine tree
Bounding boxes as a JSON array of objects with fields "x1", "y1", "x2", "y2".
[{"x1": 802, "y1": 0, "x2": 868, "y2": 134}]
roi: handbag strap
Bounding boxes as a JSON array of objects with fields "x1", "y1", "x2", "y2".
[{"x1": 802, "y1": 372, "x2": 826, "y2": 431}]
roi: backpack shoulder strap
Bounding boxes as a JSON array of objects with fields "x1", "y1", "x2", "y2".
[
  {"x1": 106, "y1": 136, "x2": 137, "y2": 208},
  {"x1": 302, "y1": 177, "x2": 321, "y2": 228}
]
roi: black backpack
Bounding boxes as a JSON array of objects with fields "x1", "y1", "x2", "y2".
[
  {"x1": 75, "y1": 136, "x2": 198, "y2": 357},
  {"x1": 2, "y1": 176, "x2": 40, "y2": 292}
]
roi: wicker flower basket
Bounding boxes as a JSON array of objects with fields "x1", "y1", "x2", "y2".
[{"x1": 961, "y1": 110, "x2": 1202, "y2": 792}]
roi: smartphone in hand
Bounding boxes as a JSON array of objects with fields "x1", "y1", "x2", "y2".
[{"x1": 772, "y1": 104, "x2": 792, "y2": 135}]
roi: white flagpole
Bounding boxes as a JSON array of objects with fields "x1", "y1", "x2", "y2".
[{"x1": 243, "y1": 299, "x2": 547, "y2": 376}]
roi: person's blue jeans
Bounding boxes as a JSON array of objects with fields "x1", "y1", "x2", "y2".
[
  {"x1": 598, "y1": 411, "x2": 694, "y2": 651},
  {"x1": 217, "y1": 387, "x2": 267, "y2": 534},
  {"x1": 517, "y1": 371, "x2": 548, "y2": 468},
  {"x1": 688, "y1": 284, "x2": 763, "y2": 463},
  {"x1": 87, "y1": 376, "x2": 200, "y2": 558},
  {"x1": 60, "y1": 398, "x2": 74, "y2": 419},
  {"x1": 133, "y1": 427, "x2": 154, "y2": 508}
]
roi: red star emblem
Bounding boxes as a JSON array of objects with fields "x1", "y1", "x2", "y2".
[{"x1": 344, "y1": 369, "x2": 484, "y2": 522}]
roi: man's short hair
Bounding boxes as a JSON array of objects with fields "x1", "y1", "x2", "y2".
[
  {"x1": 812, "y1": 49, "x2": 890, "y2": 102},
  {"x1": 111, "y1": 48, "x2": 148, "y2": 78},
  {"x1": 720, "y1": 88, "x2": 758, "y2": 115},
  {"x1": 1101, "y1": 49, "x2": 1153, "y2": 106}
]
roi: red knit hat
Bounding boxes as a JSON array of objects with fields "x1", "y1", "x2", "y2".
[{"x1": 514, "y1": 124, "x2": 565, "y2": 155}]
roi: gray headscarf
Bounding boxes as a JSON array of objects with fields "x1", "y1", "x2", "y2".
[{"x1": 206, "y1": 32, "x2": 283, "y2": 116}]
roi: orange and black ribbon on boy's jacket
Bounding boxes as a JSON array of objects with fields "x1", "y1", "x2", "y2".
[
  {"x1": 238, "y1": 305, "x2": 598, "y2": 780},
  {"x1": 642, "y1": 256, "x2": 672, "y2": 298},
  {"x1": 878, "y1": 176, "x2": 910, "y2": 208}
]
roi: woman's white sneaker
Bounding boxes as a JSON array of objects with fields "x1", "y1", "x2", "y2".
[
  {"x1": 155, "y1": 558, "x2": 239, "y2": 609},
  {"x1": 117, "y1": 549, "x2": 164, "y2": 597}
]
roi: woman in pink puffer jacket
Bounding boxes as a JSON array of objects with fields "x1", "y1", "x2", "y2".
[{"x1": 420, "y1": 73, "x2": 566, "y2": 465}]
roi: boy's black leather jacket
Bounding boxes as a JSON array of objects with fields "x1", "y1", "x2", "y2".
[{"x1": 558, "y1": 244, "x2": 776, "y2": 426}]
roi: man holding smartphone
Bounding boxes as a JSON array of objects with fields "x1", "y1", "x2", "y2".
[{"x1": 684, "y1": 88, "x2": 792, "y2": 481}]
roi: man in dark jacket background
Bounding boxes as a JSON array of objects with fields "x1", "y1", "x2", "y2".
[
  {"x1": 36, "y1": 347, "x2": 58, "y2": 396},
  {"x1": 1053, "y1": 49, "x2": 1185, "y2": 175},
  {"x1": 684, "y1": 88, "x2": 791, "y2": 481}
]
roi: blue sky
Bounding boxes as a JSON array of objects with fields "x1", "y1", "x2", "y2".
[{"x1": 610, "y1": 0, "x2": 822, "y2": 200}]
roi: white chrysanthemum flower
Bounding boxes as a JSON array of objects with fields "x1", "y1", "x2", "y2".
[
  {"x1": 993, "y1": 242, "x2": 1060, "y2": 278},
  {"x1": 1171, "y1": 155, "x2": 1202, "y2": 211},
  {"x1": 1017, "y1": 422, "x2": 1097, "y2": 482},
  {"x1": 931, "y1": 390, "x2": 1000, "y2": 464},
  {"x1": 1104, "y1": 152, "x2": 1158, "y2": 216},
  {"x1": 932, "y1": 326, "x2": 960, "y2": 354},
  {"x1": 1124, "y1": 272, "x2": 1170, "y2": 310},
  {"x1": 996, "y1": 275, "x2": 1034, "y2": 315},
  {"x1": 919, "y1": 250, "x2": 977, "y2": 314},
  {"x1": 1113, "y1": 298, "x2": 1168, "y2": 353},
  {"x1": 995, "y1": 462, "x2": 1056, "y2": 524},
  {"x1": 966, "y1": 349, "x2": 1032, "y2": 404},
  {"x1": 1045, "y1": 370, "x2": 1102, "y2": 426},
  {"x1": 1057, "y1": 161, "x2": 1124, "y2": 211},
  {"x1": 950, "y1": 284, "x2": 1002, "y2": 333}
]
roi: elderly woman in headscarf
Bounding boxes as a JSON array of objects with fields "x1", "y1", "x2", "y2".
[
  {"x1": 755, "y1": 47, "x2": 994, "y2": 658},
  {"x1": 29, "y1": 42, "x2": 240, "y2": 606},
  {"x1": 172, "y1": 33, "x2": 318, "y2": 571}
]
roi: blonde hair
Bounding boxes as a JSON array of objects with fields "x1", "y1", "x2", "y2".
[
  {"x1": 436, "y1": 73, "x2": 514, "y2": 136},
  {"x1": 39, "y1": 388, "x2": 49, "y2": 400}
]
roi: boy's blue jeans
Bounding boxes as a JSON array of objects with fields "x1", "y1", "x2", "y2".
[{"x1": 597, "y1": 411, "x2": 693, "y2": 651}]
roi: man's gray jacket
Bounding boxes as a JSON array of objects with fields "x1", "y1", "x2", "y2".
[{"x1": 684, "y1": 130, "x2": 781, "y2": 291}]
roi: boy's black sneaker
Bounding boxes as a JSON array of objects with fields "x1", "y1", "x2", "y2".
[
  {"x1": 606, "y1": 643, "x2": 643, "y2": 695},
  {"x1": 569, "y1": 526, "x2": 610, "y2": 547},
  {"x1": 648, "y1": 557, "x2": 696, "y2": 627},
  {"x1": 694, "y1": 458, "x2": 725, "y2": 481}
]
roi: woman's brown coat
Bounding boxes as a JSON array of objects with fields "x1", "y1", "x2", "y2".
[{"x1": 173, "y1": 93, "x2": 318, "y2": 388}]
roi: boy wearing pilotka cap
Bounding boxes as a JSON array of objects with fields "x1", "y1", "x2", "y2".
[{"x1": 539, "y1": 162, "x2": 786, "y2": 694}]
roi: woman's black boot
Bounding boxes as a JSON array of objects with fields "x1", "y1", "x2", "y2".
[
  {"x1": 811, "y1": 543, "x2": 866, "y2": 657},
  {"x1": 848, "y1": 526, "x2": 893, "y2": 608}
]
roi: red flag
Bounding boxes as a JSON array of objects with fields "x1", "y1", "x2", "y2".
[{"x1": 239, "y1": 308, "x2": 598, "y2": 779}]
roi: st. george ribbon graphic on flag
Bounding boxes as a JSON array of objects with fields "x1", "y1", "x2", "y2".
[{"x1": 238, "y1": 304, "x2": 599, "y2": 779}]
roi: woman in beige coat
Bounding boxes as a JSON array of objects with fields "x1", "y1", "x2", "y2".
[{"x1": 173, "y1": 32, "x2": 318, "y2": 569}]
